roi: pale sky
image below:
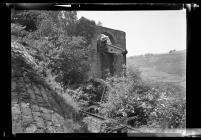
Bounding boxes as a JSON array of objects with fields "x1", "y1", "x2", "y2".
[{"x1": 77, "y1": 10, "x2": 186, "y2": 56}]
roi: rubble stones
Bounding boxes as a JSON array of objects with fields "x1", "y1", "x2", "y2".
[{"x1": 25, "y1": 124, "x2": 37, "y2": 133}]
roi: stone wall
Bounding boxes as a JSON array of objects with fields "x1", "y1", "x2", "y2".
[
  {"x1": 11, "y1": 78, "x2": 70, "y2": 133},
  {"x1": 89, "y1": 26, "x2": 126, "y2": 79},
  {"x1": 11, "y1": 41, "x2": 83, "y2": 133}
]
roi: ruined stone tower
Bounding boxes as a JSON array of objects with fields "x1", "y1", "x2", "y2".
[{"x1": 89, "y1": 26, "x2": 127, "y2": 79}]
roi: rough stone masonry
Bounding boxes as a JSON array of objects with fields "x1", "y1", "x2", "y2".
[
  {"x1": 11, "y1": 41, "x2": 81, "y2": 133},
  {"x1": 88, "y1": 26, "x2": 127, "y2": 79}
]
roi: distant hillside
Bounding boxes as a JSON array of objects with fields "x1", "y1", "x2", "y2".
[{"x1": 127, "y1": 50, "x2": 186, "y2": 88}]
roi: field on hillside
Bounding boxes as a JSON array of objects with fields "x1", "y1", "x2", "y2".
[{"x1": 127, "y1": 50, "x2": 186, "y2": 89}]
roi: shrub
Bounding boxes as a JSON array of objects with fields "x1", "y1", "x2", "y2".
[
  {"x1": 97, "y1": 68, "x2": 149, "y2": 127},
  {"x1": 98, "y1": 67, "x2": 186, "y2": 129},
  {"x1": 49, "y1": 36, "x2": 91, "y2": 89}
]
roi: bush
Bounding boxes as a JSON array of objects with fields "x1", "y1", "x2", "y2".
[
  {"x1": 97, "y1": 68, "x2": 149, "y2": 127},
  {"x1": 49, "y1": 36, "x2": 92, "y2": 88},
  {"x1": 98, "y1": 67, "x2": 186, "y2": 129}
]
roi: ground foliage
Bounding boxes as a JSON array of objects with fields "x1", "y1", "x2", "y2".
[
  {"x1": 68, "y1": 65, "x2": 186, "y2": 129},
  {"x1": 97, "y1": 67, "x2": 186, "y2": 129},
  {"x1": 72, "y1": 67, "x2": 186, "y2": 129}
]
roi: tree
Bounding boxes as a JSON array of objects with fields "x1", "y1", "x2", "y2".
[
  {"x1": 75, "y1": 17, "x2": 96, "y2": 44},
  {"x1": 97, "y1": 21, "x2": 103, "y2": 26},
  {"x1": 50, "y1": 36, "x2": 91, "y2": 88},
  {"x1": 169, "y1": 49, "x2": 176, "y2": 54},
  {"x1": 11, "y1": 10, "x2": 42, "y2": 31},
  {"x1": 11, "y1": 10, "x2": 95, "y2": 88}
]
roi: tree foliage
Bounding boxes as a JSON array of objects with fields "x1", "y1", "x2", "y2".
[
  {"x1": 74, "y1": 17, "x2": 96, "y2": 44},
  {"x1": 97, "y1": 21, "x2": 103, "y2": 26},
  {"x1": 11, "y1": 10, "x2": 96, "y2": 89}
]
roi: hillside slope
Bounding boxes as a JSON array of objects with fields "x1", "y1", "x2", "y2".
[
  {"x1": 11, "y1": 41, "x2": 82, "y2": 133},
  {"x1": 127, "y1": 50, "x2": 186, "y2": 88}
]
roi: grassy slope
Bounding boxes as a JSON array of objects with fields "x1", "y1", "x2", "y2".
[{"x1": 127, "y1": 50, "x2": 186, "y2": 89}]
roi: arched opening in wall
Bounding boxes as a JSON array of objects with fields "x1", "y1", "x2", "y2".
[
  {"x1": 100, "y1": 32, "x2": 115, "y2": 45},
  {"x1": 97, "y1": 32, "x2": 116, "y2": 79}
]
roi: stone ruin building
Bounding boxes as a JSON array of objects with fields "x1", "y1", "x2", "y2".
[{"x1": 89, "y1": 26, "x2": 127, "y2": 79}]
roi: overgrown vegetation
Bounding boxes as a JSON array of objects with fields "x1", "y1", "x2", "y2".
[
  {"x1": 11, "y1": 10, "x2": 96, "y2": 88},
  {"x1": 11, "y1": 10, "x2": 96, "y2": 132},
  {"x1": 69, "y1": 66, "x2": 186, "y2": 129},
  {"x1": 98, "y1": 68, "x2": 186, "y2": 129},
  {"x1": 11, "y1": 10, "x2": 186, "y2": 132}
]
